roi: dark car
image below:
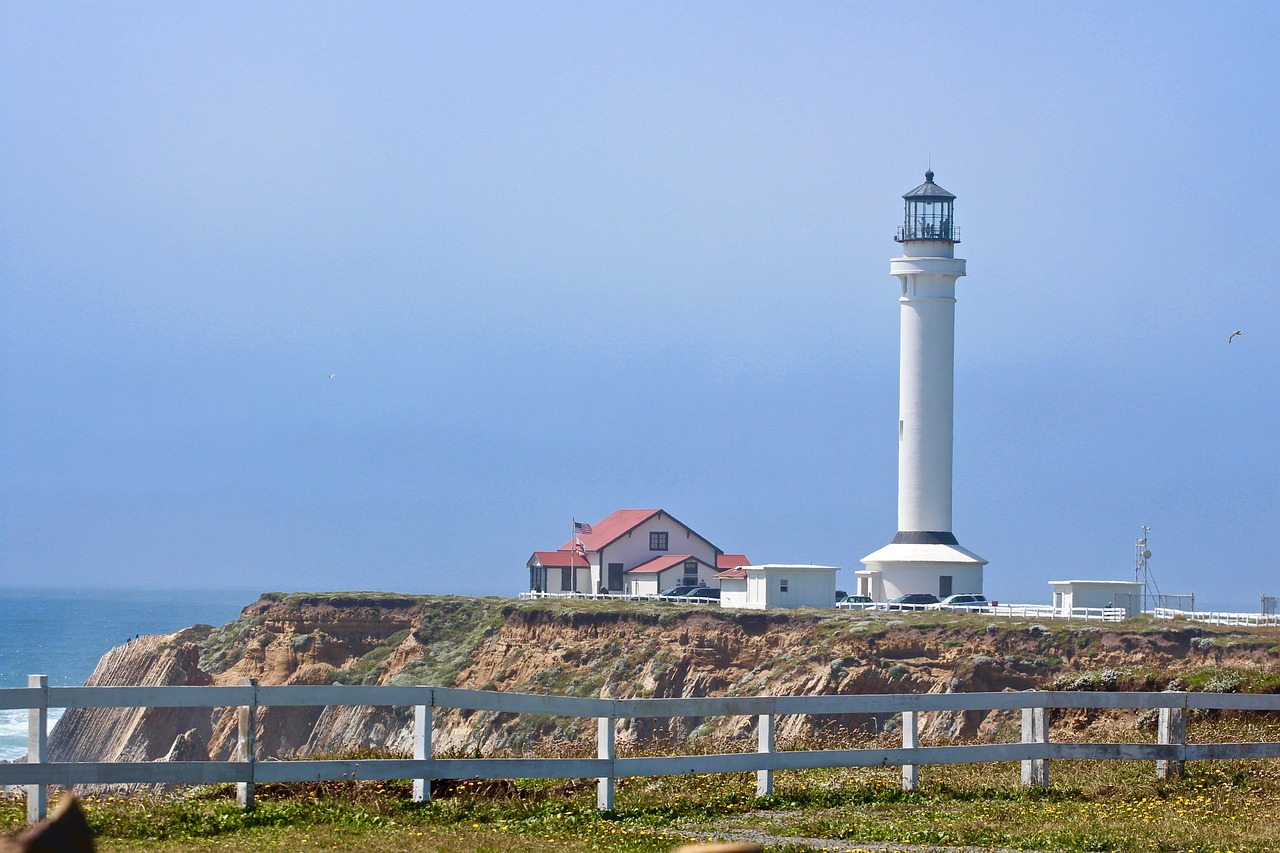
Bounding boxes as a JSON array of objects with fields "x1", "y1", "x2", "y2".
[
  {"x1": 887, "y1": 593, "x2": 940, "y2": 608},
  {"x1": 658, "y1": 585, "x2": 702, "y2": 598},
  {"x1": 681, "y1": 587, "x2": 720, "y2": 601}
]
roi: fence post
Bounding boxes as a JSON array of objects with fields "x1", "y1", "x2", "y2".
[
  {"x1": 236, "y1": 678, "x2": 258, "y2": 809},
  {"x1": 26, "y1": 674, "x2": 48, "y2": 824},
  {"x1": 901, "y1": 710, "x2": 918, "y2": 791},
  {"x1": 597, "y1": 715, "x2": 615, "y2": 810},
  {"x1": 1020, "y1": 705, "x2": 1049, "y2": 788},
  {"x1": 756, "y1": 713, "x2": 774, "y2": 797},
  {"x1": 412, "y1": 704, "x2": 432, "y2": 802},
  {"x1": 1157, "y1": 703, "x2": 1187, "y2": 779}
]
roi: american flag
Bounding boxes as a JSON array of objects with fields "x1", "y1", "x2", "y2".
[{"x1": 573, "y1": 521, "x2": 593, "y2": 535}]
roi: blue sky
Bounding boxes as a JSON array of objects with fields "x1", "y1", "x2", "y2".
[{"x1": 1, "y1": 2, "x2": 1276, "y2": 610}]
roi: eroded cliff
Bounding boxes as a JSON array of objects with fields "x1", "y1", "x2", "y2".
[{"x1": 48, "y1": 594, "x2": 1280, "y2": 765}]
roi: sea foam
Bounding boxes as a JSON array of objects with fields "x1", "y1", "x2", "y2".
[{"x1": 0, "y1": 708, "x2": 64, "y2": 763}]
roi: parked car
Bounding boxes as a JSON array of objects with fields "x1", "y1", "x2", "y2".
[
  {"x1": 886, "y1": 593, "x2": 940, "y2": 608},
  {"x1": 658, "y1": 585, "x2": 702, "y2": 598},
  {"x1": 933, "y1": 593, "x2": 991, "y2": 610},
  {"x1": 836, "y1": 593, "x2": 875, "y2": 609},
  {"x1": 681, "y1": 587, "x2": 720, "y2": 601}
]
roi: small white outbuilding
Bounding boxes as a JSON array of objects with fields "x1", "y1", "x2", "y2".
[
  {"x1": 1049, "y1": 580, "x2": 1142, "y2": 618},
  {"x1": 717, "y1": 564, "x2": 839, "y2": 610}
]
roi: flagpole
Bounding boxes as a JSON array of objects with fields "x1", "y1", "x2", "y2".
[{"x1": 571, "y1": 517, "x2": 577, "y2": 594}]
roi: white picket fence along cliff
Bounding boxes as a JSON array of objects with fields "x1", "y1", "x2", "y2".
[
  {"x1": 5, "y1": 678, "x2": 1280, "y2": 825},
  {"x1": 1153, "y1": 607, "x2": 1280, "y2": 627},
  {"x1": 518, "y1": 592, "x2": 1127, "y2": 621}
]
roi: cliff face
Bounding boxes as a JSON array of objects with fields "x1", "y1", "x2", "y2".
[{"x1": 48, "y1": 595, "x2": 1280, "y2": 765}]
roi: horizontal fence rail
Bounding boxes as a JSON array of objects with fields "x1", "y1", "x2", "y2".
[
  {"x1": 519, "y1": 592, "x2": 1126, "y2": 620},
  {"x1": 518, "y1": 591, "x2": 718, "y2": 604},
  {"x1": 1153, "y1": 607, "x2": 1280, "y2": 627},
  {"x1": 6, "y1": 680, "x2": 1280, "y2": 823}
]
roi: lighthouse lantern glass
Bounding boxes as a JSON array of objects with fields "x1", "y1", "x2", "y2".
[{"x1": 901, "y1": 197, "x2": 954, "y2": 241}]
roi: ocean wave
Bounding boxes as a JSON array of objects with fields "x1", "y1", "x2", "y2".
[{"x1": 0, "y1": 708, "x2": 65, "y2": 763}]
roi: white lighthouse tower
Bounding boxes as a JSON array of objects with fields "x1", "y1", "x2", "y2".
[{"x1": 857, "y1": 170, "x2": 987, "y2": 602}]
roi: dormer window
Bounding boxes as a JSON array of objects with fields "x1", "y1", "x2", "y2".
[{"x1": 650, "y1": 531, "x2": 668, "y2": 551}]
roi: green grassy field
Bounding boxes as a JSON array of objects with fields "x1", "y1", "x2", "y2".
[{"x1": 5, "y1": 718, "x2": 1279, "y2": 853}]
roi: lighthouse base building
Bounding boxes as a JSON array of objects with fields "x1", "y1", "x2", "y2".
[{"x1": 856, "y1": 535, "x2": 986, "y2": 601}]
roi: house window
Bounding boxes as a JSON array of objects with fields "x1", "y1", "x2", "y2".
[
  {"x1": 608, "y1": 563, "x2": 624, "y2": 592},
  {"x1": 560, "y1": 566, "x2": 572, "y2": 591},
  {"x1": 780, "y1": 578, "x2": 789, "y2": 593},
  {"x1": 649, "y1": 531, "x2": 668, "y2": 551},
  {"x1": 939, "y1": 575, "x2": 953, "y2": 598}
]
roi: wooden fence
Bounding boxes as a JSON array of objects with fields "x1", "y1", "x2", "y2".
[{"x1": 4, "y1": 678, "x2": 1280, "y2": 825}]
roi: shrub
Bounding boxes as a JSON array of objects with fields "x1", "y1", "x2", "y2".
[{"x1": 1202, "y1": 672, "x2": 1243, "y2": 694}]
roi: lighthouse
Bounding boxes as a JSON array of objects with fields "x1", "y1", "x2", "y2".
[{"x1": 857, "y1": 170, "x2": 987, "y2": 602}]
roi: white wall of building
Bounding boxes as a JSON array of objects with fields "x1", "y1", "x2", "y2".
[
  {"x1": 593, "y1": 512, "x2": 719, "y2": 590},
  {"x1": 628, "y1": 575, "x2": 660, "y2": 597},
  {"x1": 534, "y1": 563, "x2": 590, "y2": 594},
  {"x1": 729, "y1": 565, "x2": 838, "y2": 610},
  {"x1": 857, "y1": 562, "x2": 984, "y2": 601},
  {"x1": 1050, "y1": 581, "x2": 1142, "y2": 617},
  {"x1": 624, "y1": 559, "x2": 718, "y2": 596},
  {"x1": 719, "y1": 577, "x2": 748, "y2": 608}
]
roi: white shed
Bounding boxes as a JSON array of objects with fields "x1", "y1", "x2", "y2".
[
  {"x1": 1050, "y1": 580, "x2": 1142, "y2": 618},
  {"x1": 721, "y1": 564, "x2": 839, "y2": 610}
]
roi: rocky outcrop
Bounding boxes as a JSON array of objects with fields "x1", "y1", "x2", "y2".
[
  {"x1": 48, "y1": 626, "x2": 216, "y2": 764},
  {"x1": 49, "y1": 595, "x2": 1280, "y2": 765}
]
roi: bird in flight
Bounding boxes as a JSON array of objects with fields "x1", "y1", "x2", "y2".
[
  {"x1": 1228, "y1": 330, "x2": 1242, "y2": 344},
  {"x1": 328, "y1": 374, "x2": 337, "y2": 379}
]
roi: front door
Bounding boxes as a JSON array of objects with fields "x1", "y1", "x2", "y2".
[
  {"x1": 608, "y1": 563, "x2": 624, "y2": 592},
  {"x1": 939, "y1": 575, "x2": 953, "y2": 598}
]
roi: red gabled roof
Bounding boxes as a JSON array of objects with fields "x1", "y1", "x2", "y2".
[
  {"x1": 714, "y1": 567, "x2": 748, "y2": 579},
  {"x1": 558, "y1": 509, "x2": 662, "y2": 551},
  {"x1": 559, "y1": 509, "x2": 723, "y2": 554},
  {"x1": 529, "y1": 550, "x2": 590, "y2": 569},
  {"x1": 626, "y1": 554, "x2": 706, "y2": 574},
  {"x1": 717, "y1": 554, "x2": 750, "y2": 570}
]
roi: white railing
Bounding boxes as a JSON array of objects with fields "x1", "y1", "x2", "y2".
[
  {"x1": 524, "y1": 594, "x2": 1124, "y2": 620},
  {"x1": 988, "y1": 604, "x2": 1127, "y2": 622},
  {"x1": 1152, "y1": 608, "x2": 1280, "y2": 627},
  {"x1": 5, "y1": 679, "x2": 1278, "y2": 825},
  {"x1": 518, "y1": 591, "x2": 717, "y2": 604},
  {"x1": 834, "y1": 602, "x2": 1127, "y2": 622}
]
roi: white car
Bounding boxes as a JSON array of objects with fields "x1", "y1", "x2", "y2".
[{"x1": 933, "y1": 593, "x2": 991, "y2": 610}]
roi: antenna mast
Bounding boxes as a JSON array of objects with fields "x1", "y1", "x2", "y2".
[{"x1": 1134, "y1": 526, "x2": 1154, "y2": 609}]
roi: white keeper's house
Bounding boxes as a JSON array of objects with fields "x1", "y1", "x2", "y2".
[{"x1": 527, "y1": 509, "x2": 749, "y2": 596}]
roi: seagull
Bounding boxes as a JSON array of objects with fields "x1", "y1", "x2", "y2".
[
  {"x1": 1228, "y1": 330, "x2": 1242, "y2": 344},
  {"x1": 327, "y1": 374, "x2": 337, "y2": 379}
]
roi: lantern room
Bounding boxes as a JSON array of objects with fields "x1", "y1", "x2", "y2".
[{"x1": 895, "y1": 169, "x2": 958, "y2": 243}]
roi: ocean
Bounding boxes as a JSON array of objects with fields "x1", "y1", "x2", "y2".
[{"x1": 0, "y1": 588, "x2": 259, "y2": 762}]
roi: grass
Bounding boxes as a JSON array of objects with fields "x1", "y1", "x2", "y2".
[{"x1": 6, "y1": 719, "x2": 1280, "y2": 852}]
